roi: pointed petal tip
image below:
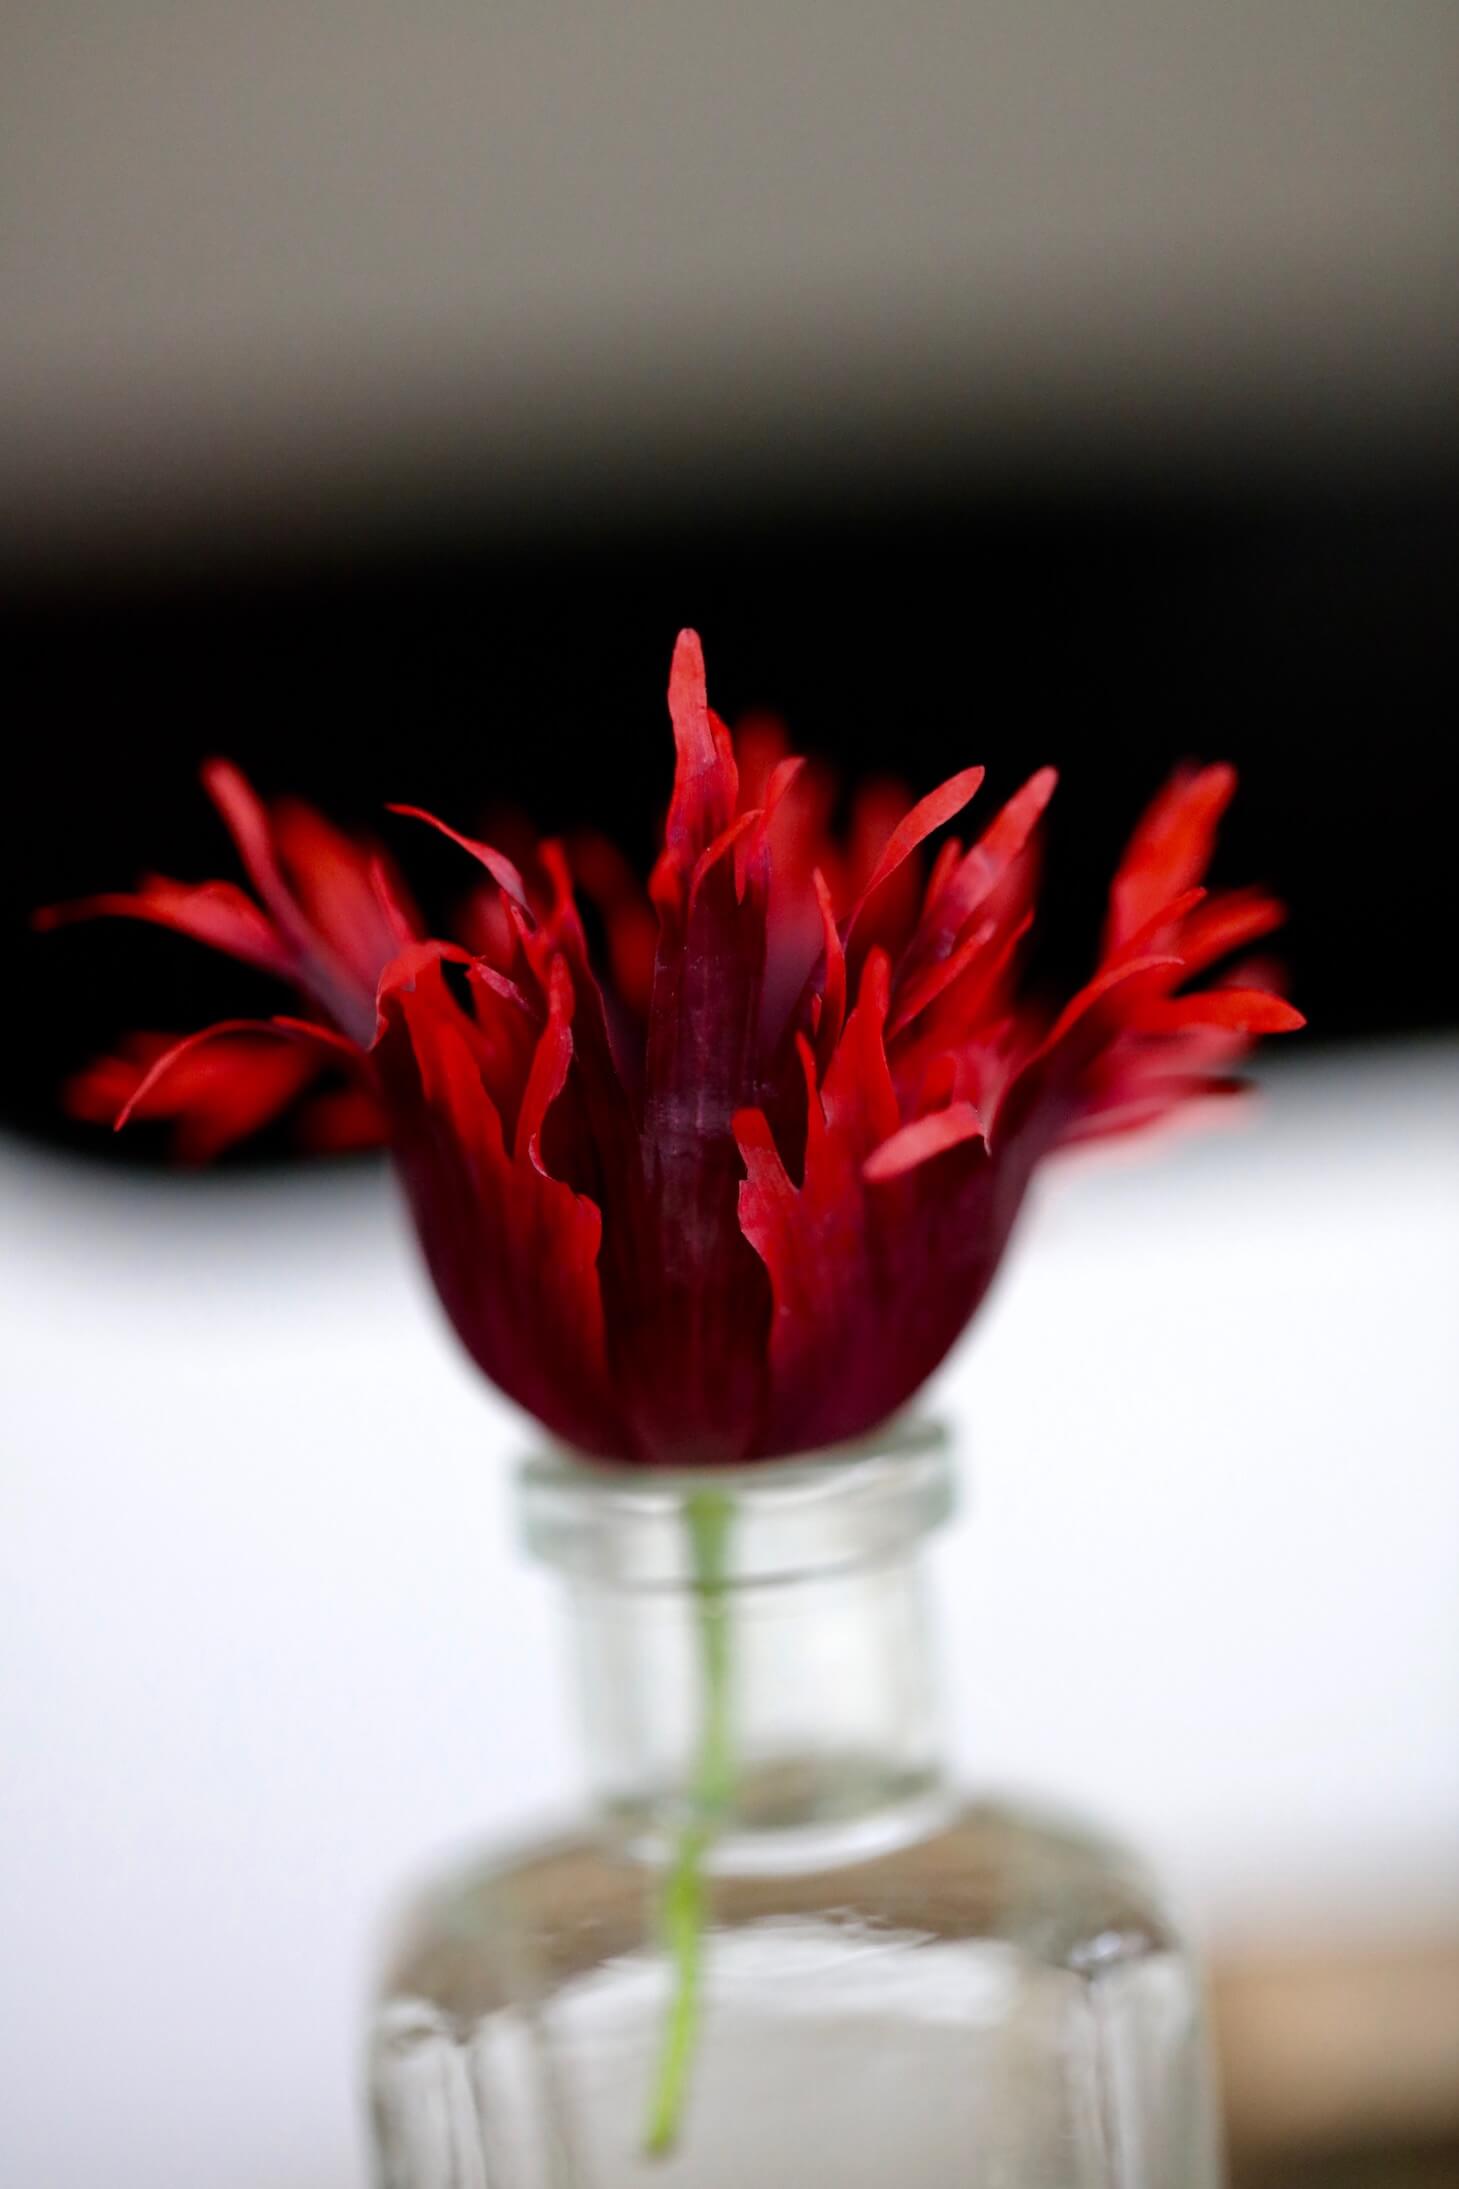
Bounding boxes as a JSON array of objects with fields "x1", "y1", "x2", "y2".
[
  {"x1": 1208, "y1": 988, "x2": 1305, "y2": 1033},
  {"x1": 661, "y1": 628, "x2": 737, "y2": 871},
  {"x1": 858, "y1": 943, "x2": 894, "y2": 1016},
  {"x1": 843, "y1": 764, "x2": 985, "y2": 941},
  {"x1": 731, "y1": 1103, "x2": 773, "y2": 1154},
  {"x1": 199, "y1": 755, "x2": 259, "y2": 814},
  {"x1": 385, "y1": 804, "x2": 533, "y2": 911},
  {"x1": 1141, "y1": 986, "x2": 1306, "y2": 1037},
  {"x1": 668, "y1": 628, "x2": 708, "y2": 712}
]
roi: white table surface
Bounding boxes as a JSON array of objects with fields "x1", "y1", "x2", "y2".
[{"x1": 4, "y1": 1041, "x2": 1456, "y2": 2188}]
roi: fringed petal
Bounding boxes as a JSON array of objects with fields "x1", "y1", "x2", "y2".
[{"x1": 44, "y1": 639, "x2": 1301, "y2": 1469}]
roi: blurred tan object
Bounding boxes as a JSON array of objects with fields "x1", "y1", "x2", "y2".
[
  {"x1": 1214, "y1": 1939, "x2": 1459, "y2": 2162},
  {"x1": 1236, "y1": 2148, "x2": 1459, "y2": 2189}
]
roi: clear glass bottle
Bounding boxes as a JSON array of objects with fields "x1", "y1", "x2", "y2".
[{"x1": 369, "y1": 1426, "x2": 1223, "y2": 2187}]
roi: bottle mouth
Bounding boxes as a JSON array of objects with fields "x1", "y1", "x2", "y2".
[{"x1": 518, "y1": 1418, "x2": 954, "y2": 1590}]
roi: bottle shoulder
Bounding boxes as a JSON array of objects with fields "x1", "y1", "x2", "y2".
[{"x1": 379, "y1": 1794, "x2": 1185, "y2": 2025}]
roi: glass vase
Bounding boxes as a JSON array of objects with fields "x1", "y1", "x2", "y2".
[{"x1": 368, "y1": 1425, "x2": 1223, "y2": 2186}]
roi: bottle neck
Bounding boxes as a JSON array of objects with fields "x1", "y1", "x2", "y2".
[{"x1": 519, "y1": 1426, "x2": 953, "y2": 1871}]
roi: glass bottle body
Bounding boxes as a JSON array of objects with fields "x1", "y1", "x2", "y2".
[{"x1": 369, "y1": 1434, "x2": 1222, "y2": 2187}]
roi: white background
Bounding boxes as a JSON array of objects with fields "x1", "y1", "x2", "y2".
[{"x1": 3, "y1": 1043, "x2": 1457, "y2": 2188}]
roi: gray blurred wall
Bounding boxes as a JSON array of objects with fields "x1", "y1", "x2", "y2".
[{"x1": 2, "y1": 2, "x2": 1455, "y2": 561}]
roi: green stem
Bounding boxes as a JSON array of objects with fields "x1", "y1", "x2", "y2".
[{"x1": 643, "y1": 1486, "x2": 735, "y2": 2159}]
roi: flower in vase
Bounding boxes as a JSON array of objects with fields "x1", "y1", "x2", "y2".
[{"x1": 40, "y1": 630, "x2": 1300, "y2": 1464}]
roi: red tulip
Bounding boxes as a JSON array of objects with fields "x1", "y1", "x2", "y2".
[{"x1": 39, "y1": 631, "x2": 1301, "y2": 1463}]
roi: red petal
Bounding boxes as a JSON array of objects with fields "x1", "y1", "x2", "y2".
[
  {"x1": 270, "y1": 797, "x2": 418, "y2": 990},
  {"x1": 843, "y1": 766, "x2": 985, "y2": 945},
  {"x1": 34, "y1": 876, "x2": 292, "y2": 979},
  {"x1": 202, "y1": 761, "x2": 390, "y2": 1037},
  {"x1": 515, "y1": 956, "x2": 576, "y2": 1165},
  {"x1": 64, "y1": 1029, "x2": 324, "y2": 1161},
  {"x1": 732, "y1": 714, "x2": 790, "y2": 810},
  {"x1": 1105, "y1": 886, "x2": 1208, "y2": 970},
  {"x1": 292, "y1": 1084, "x2": 388, "y2": 1152},
  {"x1": 736, "y1": 1021, "x2": 1004, "y2": 1456},
  {"x1": 461, "y1": 961, "x2": 543, "y2": 1137},
  {"x1": 1064, "y1": 1075, "x2": 1250, "y2": 1145},
  {"x1": 864, "y1": 1102, "x2": 985, "y2": 1183},
  {"x1": 843, "y1": 779, "x2": 916, "y2": 905},
  {"x1": 1175, "y1": 889, "x2": 1287, "y2": 979},
  {"x1": 662, "y1": 628, "x2": 738, "y2": 886},
  {"x1": 688, "y1": 809, "x2": 761, "y2": 916},
  {"x1": 377, "y1": 959, "x2": 623, "y2": 1456},
  {"x1": 734, "y1": 755, "x2": 807, "y2": 898},
  {"x1": 1033, "y1": 953, "x2": 1185, "y2": 1064},
  {"x1": 201, "y1": 759, "x2": 300, "y2": 926},
  {"x1": 811, "y1": 867, "x2": 846, "y2": 1061},
  {"x1": 889, "y1": 907, "x2": 1020, "y2": 1039},
  {"x1": 371, "y1": 854, "x2": 424, "y2": 946},
  {"x1": 898, "y1": 765, "x2": 1056, "y2": 988},
  {"x1": 114, "y1": 1015, "x2": 363, "y2": 1133},
  {"x1": 386, "y1": 804, "x2": 533, "y2": 912},
  {"x1": 1104, "y1": 764, "x2": 1236, "y2": 953},
  {"x1": 922, "y1": 835, "x2": 965, "y2": 913},
  {"x1": 820, "y1": 950, "x2": 900, "y2": 1154},
  {"x1": 1140, "y1": 989, "x2": 1306, "y2": 1034},
  {"x1": 568, "y1": 831, "x2": 658, "y2": 1016}
]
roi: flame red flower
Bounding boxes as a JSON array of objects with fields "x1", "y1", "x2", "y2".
[{"x1": 40, "y1": 631, "x2": 1301, "y2": 1463}]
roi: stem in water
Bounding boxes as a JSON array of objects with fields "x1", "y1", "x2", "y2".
[{"x1": 643, "y1": 1486, "x2": 735, "y2": 2158}]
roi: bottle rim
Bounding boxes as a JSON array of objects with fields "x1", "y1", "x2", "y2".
[{"x1": 518, "y1": 1417, "x2": 954, "y2": 1590}]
